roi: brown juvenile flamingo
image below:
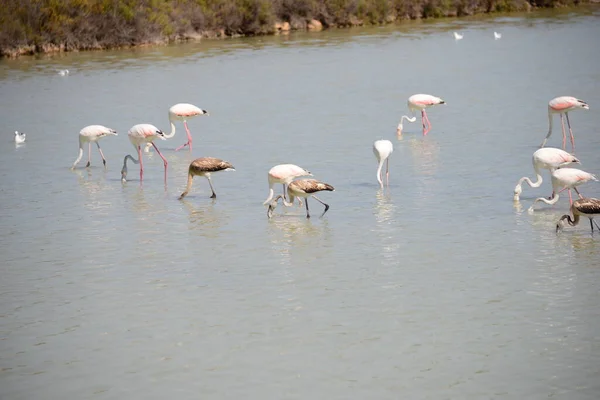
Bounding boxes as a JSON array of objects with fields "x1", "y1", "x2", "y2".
[
  {"x1": 179, "y1": 157, "x2": 235, "y2": 199},
  {"x1": 71, "y1": 125, "x2": 117, "y2": 169},
  {"x1": 407, "y1": 94, "x2": 446, "y2": 135},
  {"x1": 121, "y1": 124, "x2": 167, "y2": 183},
  {"x1": 556, "y1": 198, "x2": 600, "y2": 233},
  {"x1": 267, "y1": 179, "x2": 334, "y2": 219},
  {"x1": 540, "y1": 96, "x2": 589, "y2": 151}
]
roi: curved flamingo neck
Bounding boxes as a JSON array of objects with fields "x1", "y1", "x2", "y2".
[
  {"x1": 518, "y1": 173, "x2": 543, "y2": 189},
  {"x1": 163, "y1": 120, "x2": 176, "y2": 139},
  {"x1": 376, "y1": 159, "x2": 385, "y2": 187},
  {"x1": 263, "y1": 184, "x2": 275, "y2": 206}
]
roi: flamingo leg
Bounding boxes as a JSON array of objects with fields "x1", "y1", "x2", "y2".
[
  {"x1": 385, "y1": 158, "x2": 390, "y2": 187},
  {"x1": 175, "y1": 121, "x2": 193, "y2": 152},
  {"x1": 206, "y1": 175, "x2": 217, "y2": 198},
  {"x1": 424, "y1": 110, "x2": 432, "y2": 134},
  {"x1": 151, "y1": 142, "x2": 168, "y2": 183},
  {"x1": 138, "y1": 145, "x2": 144, "y2": 181},
  {"x1": 421, "y1": 110, "x2": 427, "y2": 135},
  {"x1": 305, "y1": 198, "x2": 311, "y2": 218},
  {"x1": 574, "y1": 187, "x2": 584, "y2": 199},
  {"x1": 311, "y1": 195, "x2": 330, "y2": 217},
  {"x1": 559, "y1": 113, "x2": 567, "y2": 150},
  {"x1": 282, "y1": 183, "x2": 288, "y2": 201},
  {"x1": 565, "y1": 112, "x2": 575, "y2": 153},
  {"x1": 592, "y1": 219, "x2": 600, "y2": 232},
  {"x1": 95, "y1": 142, "x2": 107, "y2": 166},
  {"x1": 86, "y1": 142, "x2": 92, "y2": 167}
]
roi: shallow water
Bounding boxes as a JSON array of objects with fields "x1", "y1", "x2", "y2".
[{"x1": 1, "y1": 7, "x2": 600, "y2": 399}]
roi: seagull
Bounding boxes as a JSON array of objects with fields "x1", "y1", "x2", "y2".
[
  {"x1": 494, "y1": 32, "x2": 502, "y2": 40},
  {"x1": 453, "y1": 32, "x2": 463, "y2": 40},
  {"x1": 14, "y1": 131, "x2": 26, "y2": 144},
  {"x1": 58, "y1": 69, "x2": 70, "y2": 76}
]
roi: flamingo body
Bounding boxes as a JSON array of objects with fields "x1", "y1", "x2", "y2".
[
  {"x1": 540, "y1": 96, "x2": 589, "y2": 151},
  {"x1": 513, "y1": 147, "x2": 579, "y2": 201},
  {"x1": 407, "y1": 94, "x2": 446, "y2": 135},
  {"x1": 373, "y1": 140, "x2": 393, "y2": 188},
  {"x1": 14, "y1": 131, "x2": 26, "y2": 144},
  {"x1": 71, "y1": 125, "x2": 117, "y2": 169},
  {"x1": 121, "y1": 124, "x2": 167, "y2": 182},
  {"x1": 263, "y1": 164, "x2": 312, "y2": 205},
  {"x1": 179, "y1": 157, "x2": 235, "y2": 199},
  {"x1": 529, "y1": 168, "x2": 597, "y2": 211}
]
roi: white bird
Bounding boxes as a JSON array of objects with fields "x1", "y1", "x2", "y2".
[
  {"x1": 71, "y1": 125, "x2": 118, "y2": 169},
  {"x1": 373, "y1": 140, "x2": 393, "y2": 188},
  {"x1": 58, "y1": 69, "x2": 69, "y2": 76},
  {"x1": 494, "y1": 32, "x2": 502, "y2": 40},
  {"x1": 407, "y1": 94, "x2": 446, "y2": 135},
  {"x1": 556, "y1": 198, "x2": 600, "y2": 233},
  {"x1": 540, "y1": 96, "x2": 589, "y2": 151},
  {"x1": 145, "y1": 103, "x2": 209, "y2": 153},
  {"x1": 396, "y1": 115, "x2": 417, "y2": 135},
  {"x1": 14, "y1": 131, "x2": 26, "y2": 144},
  {"x1": 528, "y1": 168, "x2": 598, "y2": 212},
  {"x1": 263, "y1": 164, "x2": 312, "y2": 205},
  {"x1": 513, "y1": 147, "x2": 579, "y2": 201},
  {"x1": 453, "y1": 32, "x2": 463, "y2": 40}
]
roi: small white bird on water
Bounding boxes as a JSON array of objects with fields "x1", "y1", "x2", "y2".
[
  {"x1": 14, "y1": 131, "x2": 26, "y2": 144},
  {"x1": 453, "y1": 32, "x2": 463, "y2": 40},
  {"x1": 58, "y1": 69, "x2": 69, "y2": 76},
  {"x1": 494, "y1": 32, "x2": 502, "y2": 40}
]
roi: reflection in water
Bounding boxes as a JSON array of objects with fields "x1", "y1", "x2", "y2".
[
  {"x1": 180, "y1": 199, "x2": 226, "y2": 238},
  {"x1": 267, "y1": 215, "x2": 332, "y2": 266},
  {"x1": 373, "y1": 190, "x2": 400, "y2": 267},
  {"x1": 406, "y1": 137, "x2": 440, "y2": 177}
]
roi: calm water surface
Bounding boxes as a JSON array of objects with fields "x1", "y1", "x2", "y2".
[{"x1": 1, "y1": 7, "x2": 600, "y2": 399}]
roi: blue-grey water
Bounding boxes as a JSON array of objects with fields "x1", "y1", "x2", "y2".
[{"x1": 1, "y1": 7, "x2": 600, "y2": 399}]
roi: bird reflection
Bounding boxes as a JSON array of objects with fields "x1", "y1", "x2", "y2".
[
  {"x1": 267, "y1": 216, "x2": 332, "y2": 266},
  {"x1": 73, "y1": 168, "x2": 114, "y2": 213},
  {"x1": 407, "y1": 136, "x2": 440, "y2": 177},
  {"x1": 373, "y1": 190, "x2": 400, "y2": 267},
  {"x1": 180, "y1": 199, "x2": 226, "y2": 237}
]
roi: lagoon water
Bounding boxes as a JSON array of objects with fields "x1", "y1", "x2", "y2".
[{"x1": 1, "y1": 7, "x2": 600, "y2": 399}]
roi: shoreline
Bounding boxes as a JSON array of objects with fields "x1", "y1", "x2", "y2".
[{"x1": 0, "y1": 1, "x2": 593, "y2": 59}]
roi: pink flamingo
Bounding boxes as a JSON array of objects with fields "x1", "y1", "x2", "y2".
[
  {"x1": 513, "y1": 147, "x2": 579, "y2": 201},
  {"x1": 145, "y1": 103, "x2": 209, "y2": 153},
  {"x1": 71, "y1": 125, "x2": 117, "y2": 169},
  {"x1": 407, "y1": 94, "x2": 446, "y2": 135},
  {"x1": 263, "y1": 164, "x2": 313, "y2": 205},
  {"x1": 121, "y1": 124, "x2": 168, "y2": 183},
  {"x1": 540, "y1": 96, "x2": 589, "y2": 151},
  {"x1": 528, "y1": 167, "x2": 597, "y2": 212}
]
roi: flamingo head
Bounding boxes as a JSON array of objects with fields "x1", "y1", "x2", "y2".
[
  {"x1": 155, "y1": 130, "x2": 167, "y2": 140},
  {"x1": 513, "y1": 184, "x2": 522, "y2": 201}
]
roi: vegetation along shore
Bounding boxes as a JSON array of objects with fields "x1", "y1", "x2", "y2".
[{"x1": 0, "y1": 0, "x2": 590, "y2": 58}]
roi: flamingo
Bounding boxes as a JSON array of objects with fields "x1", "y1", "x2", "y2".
[
  {"x1": 513, "y1": 147, "x2": 580, "y2": 201},
  {"x1": 556, "y1": 198, "x2": 600, "y2": 233},
  {"x1": 528, "y1": 168, "x2": 597, "y2": 212},
  {"x1": 71, "y1": 125, "x2": 117, "y2": 169},
  {"x1": 121, "y1": 124, "x2": 168, "y2": 183},
  {"x1": 145, "y1": 103, "x2": 209, "y2": 153},
  {"x1": 396, "y1": 115, "x2": 417, "y2": 135},
  {"x1": 407, "y1": 94, "x2": 446, "y2": 135},
  {"x1": 373, "y1": 140, "x2": 393, "y2": 188},
  {"x1": 453, "y1": 32, "x2": 463, "y2": 40},
  {"x1": 540, "y1": 96, "x2": 589, "y2": 151},
  {"x1": 14, "y1": 131, "x2": 26, "y2": 144},
  {"x1": 179, "y1": 157, "x2": 235, "y2": 199},
  {"x1": 263, "y1": 164, "x2": 312, "y2": 205},
  {"x1": 494, "y1": 32, "x2": 502, "y2": 40},
  {"x1": 267, "y1": 179, "x2": 334, "y2": 219}
]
